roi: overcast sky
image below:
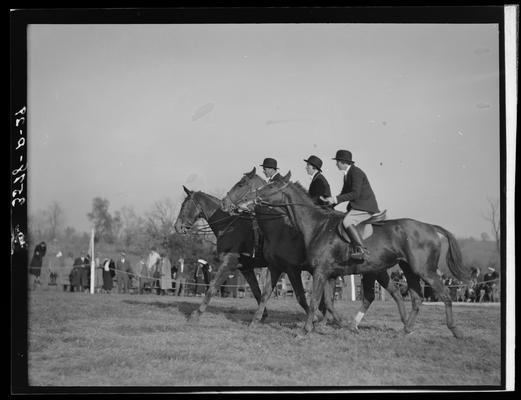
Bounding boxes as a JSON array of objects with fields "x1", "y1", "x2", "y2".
[{"x1": 27, "y1": 23, "x2": 500, "y2": 238}]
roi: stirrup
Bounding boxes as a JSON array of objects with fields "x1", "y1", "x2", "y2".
[{"x1": 350, "y1": 246, "x2": 368, "y2": 260}]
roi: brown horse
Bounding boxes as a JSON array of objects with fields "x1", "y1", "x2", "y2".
[
  {"x1": 235, "y1": 172, "x2": 471, "y2": 338},
  {"x1": 222, "y1": 170, "x2": 356, "y2": 328},
  {"x1": 222, "y1": 168, "x2": 409, "y2": 332},
  {"x1": 174, "y1": 186, "x2": 317, "y2": 324}
]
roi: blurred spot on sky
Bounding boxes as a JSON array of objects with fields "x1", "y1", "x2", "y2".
[{"x1": 192, "y1": 103, "x2": 214, "y2": 121}]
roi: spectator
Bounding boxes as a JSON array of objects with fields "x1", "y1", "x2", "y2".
[
  {"x1": 94, "y1": 257, "x2": 104, "y2": 293},
  {"x1": 483, "y1": 266, "x2": 499, "y2": 302},
  {"x1": 159, "y1": 252, "x2": 173, "y2": 295},
  {"x1": 74, "y1": 253, "x2": 90, "y2": 293},
  {"x1": 29, "y1": 242, "x2": 47, "y2": 290},
  {"x1": 174, "y1": 258, "x2": 188, "y2": 297},
  {"x1": 70, "y1": 256, "x2": 83, "y2": 293},
  {"x1": 48, "y1": 251, "x2": 63, "y2": 287},
  {"x1": 116, "y1": 251, "x2": 132, "y2": 294},
  {"x1": 195, "y1": 259, "x2": 211, "y2": 295},
  {"x1": 57, "y1": 251, "x2": 73, "y2": 292},
  {"x1": 101, "y1": 258, "x2": 116, "y2": 293},
  {"x1": 446, "y1": 277, "x2": 458, "y2": 302}
]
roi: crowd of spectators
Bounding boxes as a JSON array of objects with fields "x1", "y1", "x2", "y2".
[{"x1": 25, "y1": 241, "x2": 500, "y2": 303}]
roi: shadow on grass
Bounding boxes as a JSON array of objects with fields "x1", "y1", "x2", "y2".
[{"x1": 121, "y1": 297, "x2": 307, "y2": 328}]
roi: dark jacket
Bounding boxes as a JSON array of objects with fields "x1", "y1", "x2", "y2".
[
  {"x1": 337, "y1": 165, "x2": 379, "y2": 214},
  {"x1": 269, "y1": 172, "x2": 283, "y2": 183},
  {"x1": 308, "y1": 172, "x2": 331, "y2": 206}
]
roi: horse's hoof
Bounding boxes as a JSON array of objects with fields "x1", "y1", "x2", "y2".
[
  {"x1": 260, "y1": 312, "x2": 268, "y2": 323},
  {"x1": 346, "y1": 321, "x2": 360, "y2": 334},
  {"x1": 403, "y1": 328, "x2": 415, "y2": 335},
  {"x1": 450, "y1": 327, "x2": 464, "y2": 339},
  {"x1": 188, "y1": 311, "x2": 200, "y2": 322},
  {"x1": 295, "y1": 329, "x2": 309, "y2": 340}
]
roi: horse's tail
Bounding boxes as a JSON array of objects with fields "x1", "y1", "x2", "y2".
[{"x1": 432, "y1": 225, "x2": 470, "y2": 282}]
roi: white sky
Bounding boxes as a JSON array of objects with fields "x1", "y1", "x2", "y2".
[{"x1": 27, "y1": 23, "x2": 500, "y2": 238}]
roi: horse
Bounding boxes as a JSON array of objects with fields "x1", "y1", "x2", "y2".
[
  {"x1": 175, "y1": 186, "x2": 334, "y2": 326},
  {"x1": 139, "y1": 251, "x2": 161, "y2": 294},
  {"x1": 235, "y1": 171, "x2": 471, "y2": 338},
  {"x1": 222, "y1": 167, "x2": 410, "y2": 332},
  {"x1": 174, "y1": 186, "x2": 270, "y2": 322}
]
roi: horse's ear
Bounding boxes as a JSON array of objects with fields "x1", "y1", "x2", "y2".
[
  {"x1": 245, "y1": 167, "x2": 256, "y2": 178},
  {"x1": 183, "y1": 185, "x2": 193, "y2": 196},
  {"x1": 283, "y1": 171, "x2": 291, "y2": 182}
]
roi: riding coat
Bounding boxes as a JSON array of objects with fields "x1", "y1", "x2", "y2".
[
  {"x1": 336, "y1": 164, "x2": 379, "y2": 214},
  {"x1": 308, "y1": 172, "x2": 331, "y2": 206},
  {"x1": 268, "y1": 172, "x2": 283, "y2": 183}
]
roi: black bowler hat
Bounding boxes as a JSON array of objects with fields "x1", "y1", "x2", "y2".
[
  {"x1": 303, "y1": 155, "x2": 323, "y2": 171},
  {"x1": 260, "y1": 158, "x2": 278, "y2": 169},
  {"x1": 332, "y1": 149, "x2": 354, "y2": 164}
]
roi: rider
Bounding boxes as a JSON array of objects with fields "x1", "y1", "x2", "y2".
[
  {"x1": 320, "y1": 150, "x2": 379, "y2": 261},
  {"x1": 304, "y1": 155, "x2": 331, "y2": 206},
  {"x1": 260, "y1": 157, "x2": 282, "y2": 182}
]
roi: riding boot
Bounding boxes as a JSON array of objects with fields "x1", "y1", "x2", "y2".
[{"x1": 344, "y1": 224, "x2": 368, "y2": 261}]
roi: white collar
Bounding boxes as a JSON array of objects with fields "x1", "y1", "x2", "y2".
[{"x1": 343, "y1": 164, "x2": 352, "y2": 175}]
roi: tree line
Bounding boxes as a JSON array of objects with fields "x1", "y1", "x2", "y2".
[{"x1": 28, "y1": 197, "x2": 218, "y2": 265}]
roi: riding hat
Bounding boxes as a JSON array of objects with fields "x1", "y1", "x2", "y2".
[
  {"x1": 260, "y1": 158, "x2": 278, "y2": 169},
  {"x1": 332, "y1": 150, "x2": 354, "y2": 164},
  {"x1": 303, "y1": 155, "x2": 323, "y2": 172},
  {"x1": 197, "y1": 259, "x2": 207, "y2": 265}
]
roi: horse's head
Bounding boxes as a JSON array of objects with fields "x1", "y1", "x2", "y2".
[
  {"x1": 221, "y1": 167, "x2": 267, "y2": 213},
  {"x1": 236, "y1": 171, "x2": 292, "y2": 212},
  {"x1": 174, "y1": 186, "x2": 206, "y2": 234}
]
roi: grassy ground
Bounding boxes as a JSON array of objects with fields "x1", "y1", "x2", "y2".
[{"x1": 26, "y1": 288, "x2": 502, "y2": 389}]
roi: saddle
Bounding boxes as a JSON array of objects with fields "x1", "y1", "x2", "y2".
[{"x1": 336, "y1": 209, "x2": 387, "y2": 243}]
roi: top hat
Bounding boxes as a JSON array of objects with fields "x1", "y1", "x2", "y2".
[
  {"x1": 303, "y1": 155, "x2": 323, "y2": 171},
  {"x1": 332, "y1": 149, "x2": 354, "y2": 164},
  {"x1": 260, "y1": 158, "x2": 278, "y2": 169}
]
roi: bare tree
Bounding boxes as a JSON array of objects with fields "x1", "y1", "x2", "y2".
[
  {"x1": 29, "y1": 209, "x2": 48, "y2": 241},
  {"x1": 46, "y1": 201, "x2": 65, "y2": 240},
  {"x1": 481, "y1": 197, "x2": 500, "y2": 256},
  {"x1": 145, "y1": 198, "x2": 179, "y2": 247}
]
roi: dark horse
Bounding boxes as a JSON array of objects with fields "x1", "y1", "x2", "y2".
[
  {"x1": 174, "y1": 186, "x2": 276, "y2": 322},
  {"x1": 223, "y1": 168, "x2": 410, "y2": 332},
  {"x1": 174, "y1": 186, "x2": 329, "y2": 324},
  {"x1": 236, "y1": 172, "x2": 471, "y2": 338}
]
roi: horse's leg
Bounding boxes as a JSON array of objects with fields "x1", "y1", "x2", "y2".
[
  {"x1": 318, "y1": 279, "x2": 337, "y2": 323},
  {"x1": 302, "y1": 269, "x2": 327, "y2": 335},
  {"x1": 285, "y1": 268, "x2": 310, "y2": 315},
  {"x1": 249, "y1": 267, "x2": 282, "y2": 328},
  {"x1": 376, "y1": 270, "x2": 409, "y2": 331},
  {"x1": 239, "y1": 265, "x2": 268, "y2": 321},
  {"x1": 189, "y1": 253, "x2": 238, "y2": 322},
  {"x1": 422, "y1": 273, "x2": 463, "y2": 338},
  {"x1": 319, "y1": 277, "x2": 345, "y2": 328},
  {"x1": 347, "y1": 273, "x2": 376, "y2": 332},
  {"x1": 398, "y1": 262, "x2": 424, "y2": 334}
]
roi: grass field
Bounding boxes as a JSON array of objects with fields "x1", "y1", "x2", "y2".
[{"x1": 26, "y1": 289, "x2": 502, "y2": 389}]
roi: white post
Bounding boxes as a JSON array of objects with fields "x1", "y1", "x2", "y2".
[
  {"x1": 89, "y1": 228, "x2": 95, "y2": 294},
  {"x1": 350, "y1": 274, "x2": 356, "y2": 302}
]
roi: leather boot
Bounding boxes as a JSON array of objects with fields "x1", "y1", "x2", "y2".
[{"x1": 344, "y1": 224, "x2": 368, "y2": 261}]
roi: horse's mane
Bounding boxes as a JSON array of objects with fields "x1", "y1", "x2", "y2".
[
  {"x1": 289, "y1": 181, "x2": 343, "y2": 217},
  {"x1": 194, "y1": 191, "x2": 220, "y2": 204}
]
